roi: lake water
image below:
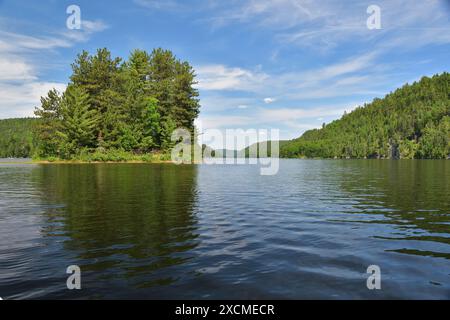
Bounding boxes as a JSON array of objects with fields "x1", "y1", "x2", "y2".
[{"x1": 0, "y1": 160, "x2": 449, "y2": 299}]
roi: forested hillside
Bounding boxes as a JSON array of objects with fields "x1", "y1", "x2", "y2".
[
  {"x1": 33, "y1": 48, "x2": 199, "y2": 160},
  {"x1": 281, "y1": 73, "x2": 450, "y2": 159},
  {"x1": 0, "y1": 118, "x2": 36, "y2": 158}
]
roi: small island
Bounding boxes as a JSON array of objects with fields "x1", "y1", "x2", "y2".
[{"x1": 0, "y1": 48, "x2": 200, "y2": 163}]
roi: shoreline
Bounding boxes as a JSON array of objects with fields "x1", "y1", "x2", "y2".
[
  {"x1": 0, "y1": 157, "x2": 448, "y2": 165},
  {"x1": 34, "y1": 160, "x2": 175, "y2": 164},
  {"x1": 0, "y1": 159, "x2": 174, "y2": 165}
]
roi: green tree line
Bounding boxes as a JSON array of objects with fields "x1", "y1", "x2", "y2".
[
  {"x1": 281, "y1": 72, "x2": 450, "y2": 159},
  {"x1": 0, "y1": 118, "x2": 37, "y2": 158},
  {"x1": 1, "y1": 68, "x2": 449, "y2": 160},
  {"x1": 33, "y1": 48, "x2": 200, "y2": 159}
]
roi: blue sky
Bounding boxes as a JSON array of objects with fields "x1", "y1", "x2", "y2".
[{"x1": 1, "y1": 0, "x2": 449, "y2": 148}]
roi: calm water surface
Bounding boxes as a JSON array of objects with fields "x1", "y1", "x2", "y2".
[{"x1": 0, "y1": 160, "x2": 449, "y2": 299}]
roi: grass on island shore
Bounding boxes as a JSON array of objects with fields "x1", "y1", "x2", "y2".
[{"x1": 32, "y1": 150, "x2": 173, "y2": 164}]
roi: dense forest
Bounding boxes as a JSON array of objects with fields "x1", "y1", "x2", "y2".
[
  {"x1": 33, "y1": 48, "x2": 199, "y2": 160},
  {"x1": 0, "y1": 118, "x2": 36, "y2": 158},
  {"x1": 280, "y1": 73, "x2": 450, "y2": 159},
  {"x1": 0, "y1": 65, "x2": 449, "y2": 160}
]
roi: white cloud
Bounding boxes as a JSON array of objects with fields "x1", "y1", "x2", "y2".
[
  {"x1": 0, "y1": 19, "x2": 108, "y2": 54},
  {"x1": 307, "y1": 53, "x2": 376, "y2": 81},
  {"x1": 197, "y1": 102, "x2": 362, "y2": 149},
  {"x1": 0, "y1": 56, "x2": 36, "y2": 81},
  {"x1": 0, "y1": 82, "x2": 66, "y2": 118},
  {"x1": 196, "y1": 64, "x2": 268, "y2": 91},
  {"x1": 0, "y1": 53, "x2": 66, "y2": 118},
  {"x1": 0, "y1": 31, "x2": 72, "y2": 52},
  {"x1": 0, "y1": 18, "x2": 107, "y2": 119},
  {"x1": 82, "y1": 20, "x2": 109, "y2": 33},
  {"x1": 237, "y1": 105, "x2": 249, "y2": 109},
  {"x1": 258, "y1": 105, "x2": 359, "y2": 123},
  {"x1": 199, "y1": 103, "x2": 360, "y2": 130},
  {"x1": 200, "y1": 95, "x2": 255, "y2": 113},
  {"x1": 197, "y1": 52, "x2": 382, "y2": 102},
  {"x1": 64, "y1": 20, "x2": 109, "y2": 42},
  {"x1": 198, "y1": 115, "x2": 253, "y2": 130}
]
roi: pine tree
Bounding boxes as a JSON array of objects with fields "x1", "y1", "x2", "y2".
[
  {"x1": 141, "y1": 97, "x2": 161, "y2": 151},
  {"x1": 57, "y1": 86, "x2": 99, "y2": 157},
  {"x1": 34, "y1": 89, "x2": 63, "y2": 157},
  {"x1": 70, "y1": 48, "x2": 124, "y2": 147},
  {"x1": 160, "y1": 116, "x2": 177, "y2": 151}
]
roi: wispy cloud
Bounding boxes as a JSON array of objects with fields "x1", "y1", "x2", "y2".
[
  {"x1": 0, "y1": 19, "x2": 108, "y2": 53},
  {"x1": 0, "y1": 31, "x2": 73, "y2": 52},
  {"x1": 258, "y1": 104, "x2": 358, "y2": 123},
  {"x1": 196, "y1": 64, "x2": 268, "y2": 91},
  {"x1": 0, "y1": 17, "x2": 108, "y2": 119},
  {"x1": 197, "y1": 51, "x2": 381, "y2": 98},
  {"x1": 264, "y1": 97, "x2": 276, "y2": 104},
  {"x1": 196, "y1": 0, "x2": 450, "y2": 52},
  {"x1": 198, "y1": 102, "x2": 360, "y2": 149},
  {"x1": 0, "y1": 56, "x2": 36, "y2": 81},
  {"x1": 205, "y1": 0, "x2": 323, "y2": 29},
  {"x1": 198, "y1": 102, "x2": 360, "y2": 135},
  {"x1": 64, "y1": 19, "x2": 109, "y2": 42},
  {"x1": 200, "y1": 95, "x2": 256, "y2": 112},
  {"x1": 0, "y1": 82, "x2": 67, "y2": 118}
]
